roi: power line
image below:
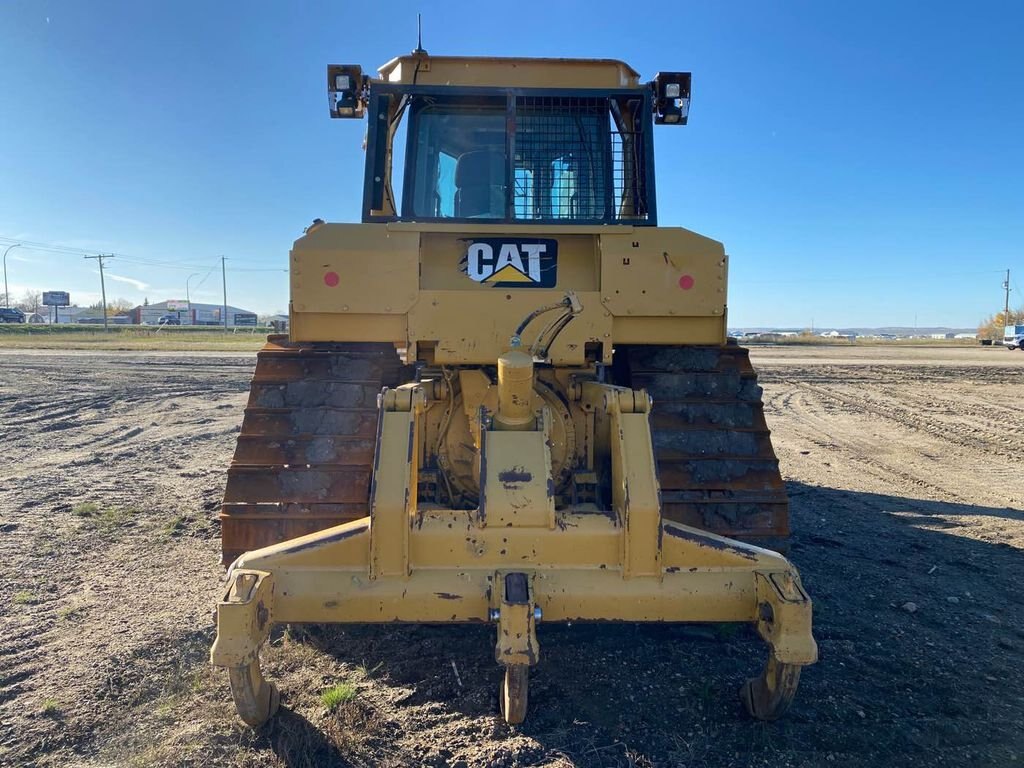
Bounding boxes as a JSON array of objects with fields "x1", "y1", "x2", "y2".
[
  {"x1": 0, "y1": 235, "x2": 285, "y2": 270},
  {"x1": 0, "y1": 237, "x2": 93, "y2": 256},
  {"x1": 0, "y1": 239, "x2": 218, "y2": 270},
  {"x1": 192, "y1": 265, "x2": 218, "y2": 292}
]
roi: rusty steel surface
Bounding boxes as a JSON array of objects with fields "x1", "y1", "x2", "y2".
[
  {"x1": 222, "y1": 340, "x2": 786, "y2": 563},
  {"x1": 220, "y1": 338, "x2": 402, "y2": 564},
  {"x1": 623, "y1": 343, "x2": 789, "y2": 540}
]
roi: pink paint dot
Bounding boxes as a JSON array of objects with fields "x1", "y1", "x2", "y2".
[
  {"x1": 324, "y1": 271, "x2": 340, "y2": 287},
  {"x1": 678, "y1": 274, "x2": 695, "y2": 290}
]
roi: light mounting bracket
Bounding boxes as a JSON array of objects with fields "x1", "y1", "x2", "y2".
[
  {"x1": 651, "y1": 71, "x2": 692, "y2": 125},
  {"x1": 328, "y1": 64, "x2": 368, "y2": 119}
]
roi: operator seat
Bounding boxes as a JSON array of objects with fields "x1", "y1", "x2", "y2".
[{"x1": 455, "y1": 150, "x2": 505, "y2": 218}]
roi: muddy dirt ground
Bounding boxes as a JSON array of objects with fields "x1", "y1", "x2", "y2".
[{"x1": 1, "y1": 345, "x2": 1022, "y2": 767}]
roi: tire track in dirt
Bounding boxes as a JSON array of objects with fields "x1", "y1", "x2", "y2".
[
  {"x1": 870, "y1": 383, "x2": 1024, "y2": 454},
  {"x1": 759, "y1": 354, "x2": 1024, "y2": 514},
  {"x1": 790, "y1": 379, "x2": 1024, "y2": 459},
  {"x1": 0, "y1": 609, "x2": 56, "y2": 708},
  {"x1": 756, "y1": 354, "x2": 1024, "y2": 768},
  {"x1": 774, "y1": 386, "x2": 949, "y2": 496},
  {"x1": 0, "y1": 353, "x2": 251, "y2": 767},
  {"x1": 771, "y1": 382, "x2": 1001, "y2": 508},
  {"x1": 2, "y1": 348, "x2": 1023, "y2": 767}
]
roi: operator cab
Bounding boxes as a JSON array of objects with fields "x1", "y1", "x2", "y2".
[
  {"x1": 404, "y1": 93, "x2": 644, "y2": 224},
  {"x1": 327, "y1": 55, "x2": 691, "y2": 226}
]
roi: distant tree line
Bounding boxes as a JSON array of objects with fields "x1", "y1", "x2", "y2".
[
  {"x1": 11, "y1": 291, "x2": 135, "y2": 317},
  {"x1": 89, "y1": 298, "x2": 134, "y2": 316},
  {"x1": 978, "y1": 308, "x2": 1024, "y2": 339},
  {"x1": 13, "y1": 291, "x2": 41, "y2": 313}
]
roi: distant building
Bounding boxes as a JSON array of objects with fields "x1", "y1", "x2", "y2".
[
  {"x1": 51, "y1": 306, "x2": 105, "y2": 324},
  {"x1": 129, "y1": 301, "x2": 259, "y2": 327},
  {"x1": 76, "y1": 314, "x2": 132, "y2": 325}
]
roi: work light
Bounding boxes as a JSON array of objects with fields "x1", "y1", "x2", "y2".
[
  {"x1": 652, "y1": 71, "x2": 692, "y2": 125},
  {"x1": 328, "y1": 64, "x2": 365, "y2": 119}
]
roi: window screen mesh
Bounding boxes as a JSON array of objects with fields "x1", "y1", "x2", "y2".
[
  {"x1": 514, "y1": 96, "x2": 648, "y2": 222},
  {"x1": 400, "y1": 93, "x2": 651, "y2": 223}
]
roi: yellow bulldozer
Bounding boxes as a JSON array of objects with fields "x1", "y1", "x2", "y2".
[{"x1": 211, "y1": 50, "x2": 817, "y2": 726}]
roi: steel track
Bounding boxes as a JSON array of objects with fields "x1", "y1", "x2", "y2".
[{"x1": 222, "y1": 339, "x2": 788, "y2": 563}]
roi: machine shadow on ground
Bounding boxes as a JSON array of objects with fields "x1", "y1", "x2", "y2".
[
  {"x1": 251, "y1": 707, "x2": 356, "y2": 768},
  {"x1": 259, "y1": 481, "x2": 1024, "y2": 767}
]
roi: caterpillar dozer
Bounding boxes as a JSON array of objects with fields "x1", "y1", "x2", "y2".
[{"x1": 211, "y1": 51, "x2": 817, "y2": 726}]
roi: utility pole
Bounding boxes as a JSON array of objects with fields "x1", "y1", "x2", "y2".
[
  {"x1": 1004, "y1": 269, "x2": 1011, "y2": 324},
  {"x1": 84, "y1": 254, "x2": 113, "y2": 332},
  {"x1": 221, "y1": 256, "x2": 228, "y2": 332}
]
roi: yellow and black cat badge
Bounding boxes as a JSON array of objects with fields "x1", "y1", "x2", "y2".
[{"x1": 461, "y1": 238, "x2": 557, "y2": 288}]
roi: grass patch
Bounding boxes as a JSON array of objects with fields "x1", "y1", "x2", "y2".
[
  {"x1": 157, "y1": 666, "x2": 207, "y2": 703},
  {"x1": 355, "y1": 661, "x2": 384, "y2": 679},
  {"x1": 13, "y1": 591, "x2": 37, "y2": 605},
  {"x1": 41, "y1": 699, "x2": 60, "y2": 715},
  {"x1": 163, "y1": 514, "x2": 189, "y2": 537},
  {"x1": 320, "y1": 682, "x2": 358, "y2": 710},
  {"x1": 742, "y1": 335, "x2": 980, "y2": 347},
  {"x1": 73, "y1": 502, "x2": 140, "y2": 534},
  {"x1": 72, "y1": 501, "x2": 99, "y2": 517},
  {"x1": 58, "y1": 604, "x2": 85, "y2": 621},
  {"x1": 0, "y1": 325, "x2": 266, "y2": 351}
]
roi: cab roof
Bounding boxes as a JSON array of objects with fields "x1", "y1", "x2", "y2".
[{"x1": 376, "y1": 54, "x2": 642, "y2": 90}]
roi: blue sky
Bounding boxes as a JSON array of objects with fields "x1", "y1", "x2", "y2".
[{"x1": 1, "y1": 0, "x2": 1022, "y2": 326}]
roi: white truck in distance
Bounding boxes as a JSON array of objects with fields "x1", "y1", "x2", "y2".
[{"x1": 1005, "y1": 325, "x2": 1024, "y2": 350}]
